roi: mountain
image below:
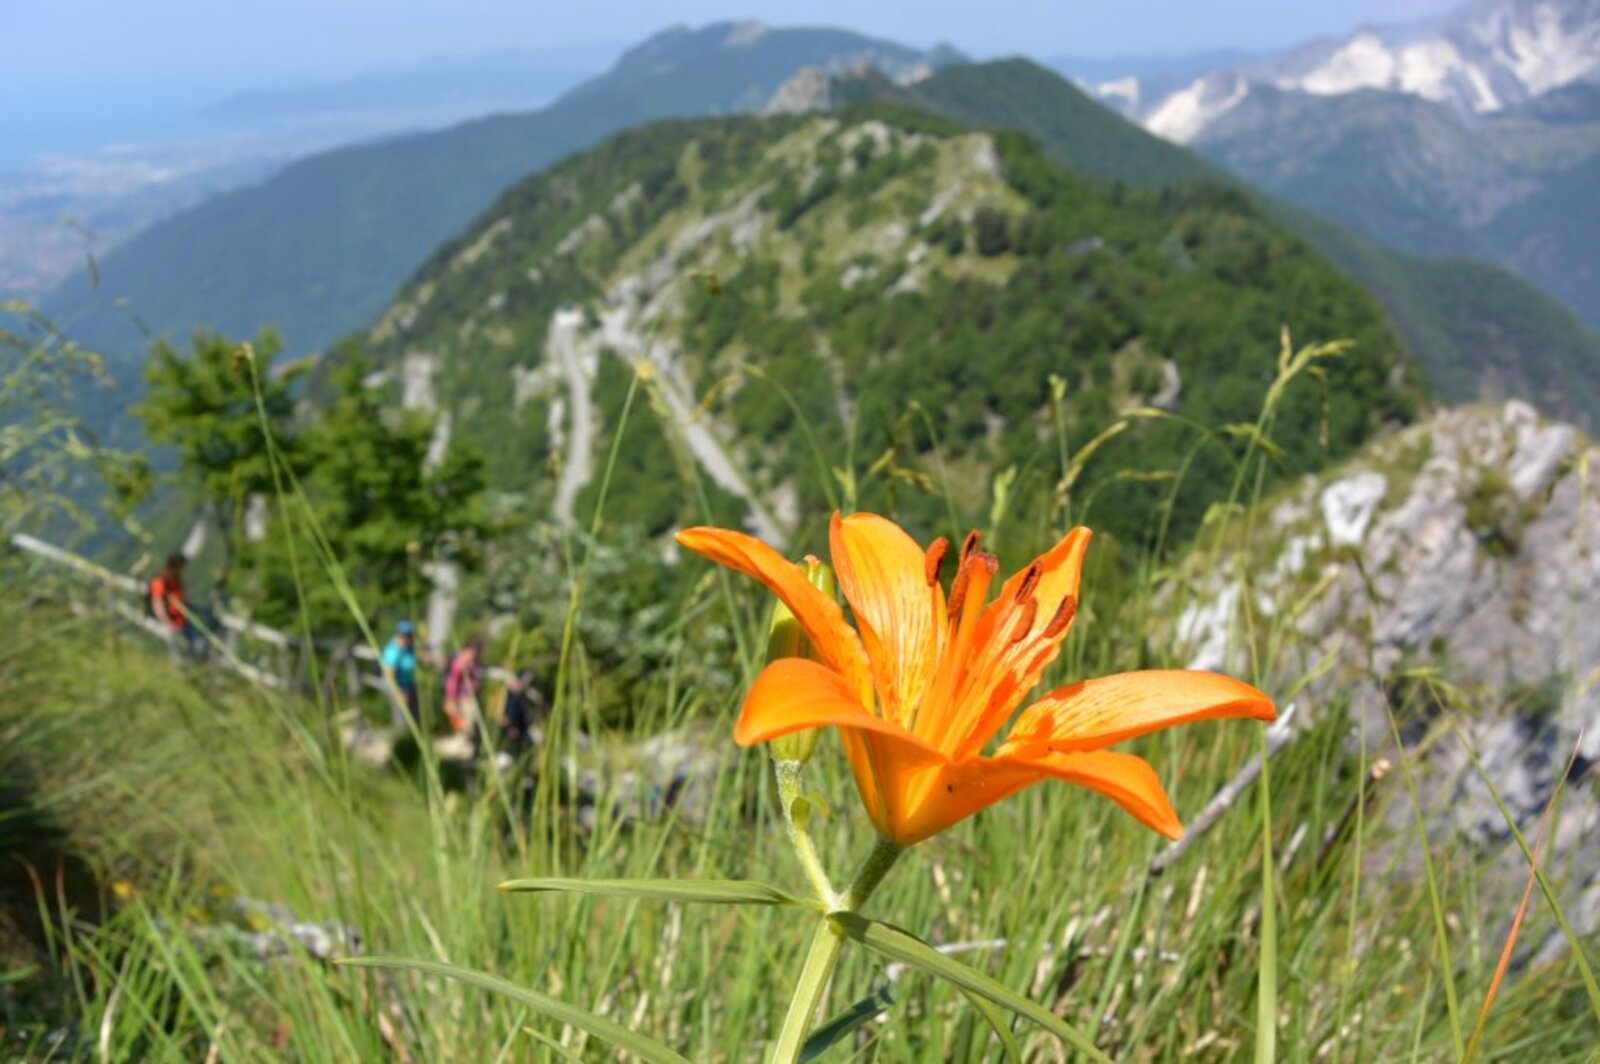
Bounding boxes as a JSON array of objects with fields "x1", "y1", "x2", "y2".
[
  {"x1": 884, "y1": 60, "x2": 1228, "y2": 187},
  {"x1": 1189, "y1": 80, "x2": 1600, "y2": 332},
  {"x1": 356, "y1": 105, "x2": 1414, "y2": 549},
  {"x1": 857, "y1": 59, "x2": 1600, "y2": 429},
  {"x1": 1275, "y1": 204, "x2": 1600, "y2": 428},
  {"x1": 1086, "y1": 0, "x2": 1600, "y2": 330},
  {"x1": 1125, "y1": 0, "x2": 1600, "y2": 139},
  {"x1": 42, "y1": 23, "x2": 955, "y2": 364}
]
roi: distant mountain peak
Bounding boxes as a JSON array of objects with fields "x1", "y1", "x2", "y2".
[
  {"x1": 1119, "y1": 0, "x2": 1600, "y2": 143},
  {"x1": 722, "y1": 21, "x2": 769, "y2": 48}
]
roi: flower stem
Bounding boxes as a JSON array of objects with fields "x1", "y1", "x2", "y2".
[
  {"x1": 768, "y1": 917, "x2": 847, "y2": 1064},
  {"x1": 841, "y1": 836, "x2": 903, "y2": 912},
  {"x1": 768, "y1": 832, "x2": 904, "y2": 1064},
  {"x1": 774, "y1": 759, "x2": 837, "y2": 906}
]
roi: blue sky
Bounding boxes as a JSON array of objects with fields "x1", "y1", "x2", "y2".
[{"x1": 7, "y1": 0, "x2": 1465, "y2": 90}]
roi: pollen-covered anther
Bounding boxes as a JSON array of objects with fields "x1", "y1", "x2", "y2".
[
  {"x1": 1013, "y1": 563, "x2": 1041, "y2": 603},
  {"x1": 924, "y1": 536, "x2": 950, "y2": 588},
  {"x1": 947, "y1": 565, "x2": 971, "y2": 618},
  {"x1": 1041, "y1": 595, "x2": 1077, "y2": 638},
  {"x1": 946, "y1": 549, "x2": 996, "y2": 618}
]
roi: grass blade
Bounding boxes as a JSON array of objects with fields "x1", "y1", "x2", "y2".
[
  {"x1": 1454, "y1": 727, "x2": 1600, "y2": 1024},
  {"x1": 496, "y1": 877, "x2": 814, "y2": 907},
  {"x1": 1460, "y1": 769, "x2": 1556, "y2": 1064},
  {"x1": 829, "y1": 913, "x2": 1110, "y2": 1063},
  {"x1": 1256, "y1": 722, "x2": 1278, "y2": 1064},
  {"x1": 1384, "y1": 701, "x2": 1465, "y2": 1057},
  {"x1": 338, "y1": 956, "x2": 690, "y2": 1064}
]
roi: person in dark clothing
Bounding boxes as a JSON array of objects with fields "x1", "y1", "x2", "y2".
[{"x1": 500, "y1": 666, "x2": 546, "y2": 757}]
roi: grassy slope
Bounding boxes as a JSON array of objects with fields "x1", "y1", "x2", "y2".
[
  {"x1": 5, "y1": 473, "x2": 1596, "y2": 1059},
  {"x1": 890, "y1": 60, "x2": 1600, "y2": 430}
]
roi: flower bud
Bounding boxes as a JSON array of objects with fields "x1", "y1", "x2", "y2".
[{"x1": 766, "y1": 555, "x2": 834, "y2": 764}]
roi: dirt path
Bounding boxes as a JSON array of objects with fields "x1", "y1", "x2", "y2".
[{"x1": 550, "y1": 308, "x2": 595, "y2": 528}]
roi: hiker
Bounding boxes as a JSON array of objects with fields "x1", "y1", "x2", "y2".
[
  {"x1": 380, "y1": 621, "x2": 422, "y2": 729},
  {"x1": 148, "y1": 552, "x2": 204, "y2": 658},
  {"x1": 443, "y1": 639, "x2": 484, "y2": 751},
  {"x1": 500, "y1": 665, "x2": 546, "y2": 757}
]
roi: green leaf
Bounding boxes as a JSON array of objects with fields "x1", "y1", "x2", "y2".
[
  {"x1": 521, "y1": 1026, "x2": 587, "y2": 1063},
  {"x1": 829, "y1": 914, "x2": 1110, "y2": 1063},
  {"x1": 788, "y1": 794, "x2": 813, "y2": 829},
  {"x1": 799, "y1": 981, "x2": 896, "y2": 1062},
  {"x1": 962, "y1": 989, "x2": 1022, "y2": 1061},
  {"x1": 497, "y1": 877, "x2": 815, "y2": 908},
  {"x1": 339, "y1": 956, "x2": 689, "y2": 1064}
]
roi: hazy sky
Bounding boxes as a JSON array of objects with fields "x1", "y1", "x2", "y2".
[{"x1": 6, "y1": 0, "x2": 1466, "y2": 90}]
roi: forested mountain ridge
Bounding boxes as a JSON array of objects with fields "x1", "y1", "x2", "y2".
[
  {"x1": 851, "y1": 59, "x2": 1600, "y2": 430},
  {"x1": 41, "y1": 23, "x2": 952, "y2": 362},
  {"x1": 360, "y1": 106, "x2": 1416, "y2": 551}
]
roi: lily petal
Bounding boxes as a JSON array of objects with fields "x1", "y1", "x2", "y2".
[
  {"x1": 1001, "y1": 670, "x2": 1276, "y2": 755},
  {"x1": 887, "y1": 747, "x2": 1181, "y2": 844},
  {"x1": 735, "y1": 658, "x2": 938, "y2": 752},
  {"x1": 945, "y1": 527, "x2": 1093, "y2": 759},
  {"x1": 1011, "y1": 749, "x2": 1183, "y2": 839},
  {"x1": 677, "y1": 526, "x2": 873, "y2": 702},
  {"x1": 829, "y1": 512, "x2": 944, "y2": 728},
  {"x1": 739, "y1": 657, "x2": 946, "y2": 840}
]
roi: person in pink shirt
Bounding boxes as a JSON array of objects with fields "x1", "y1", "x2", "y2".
[{"x1": 443, "y1": 638, "x2": 484, "y2": 743}]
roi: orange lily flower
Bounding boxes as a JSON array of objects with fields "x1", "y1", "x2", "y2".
[{"x1": 678, "y1": 513, "x2": 1275, "y2": 846}]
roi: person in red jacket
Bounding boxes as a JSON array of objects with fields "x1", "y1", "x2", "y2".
[{"x1": 149, "y1": 552, "x2": 204, "y2": 657}]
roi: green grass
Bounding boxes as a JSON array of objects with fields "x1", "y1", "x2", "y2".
[
  {"x1": 4, "y1": 324, "x2": 1598, "y2": 1061},
  {"x1": 6, "y1": 568, "x2": 1597, "y2": 1060}
]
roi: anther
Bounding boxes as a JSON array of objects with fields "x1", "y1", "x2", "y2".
[
  {"x1": 948, "y1": 565, "x2": 971, "y2": 618},
  {"x1": 959, "y1": 529, "x2": 982, "y2": 562},
  {"x1": 924, "y1": 536, "x2": 950, "y2": 588},
  {"x1": 948, "y1": 550, "x2": 998, "y2": 619},
  {"x1": 1013, "y1": 563, "x2": 1041, "y2": 603},
  {"x1": 1041, "y1": 595, "x2": 1077, "y2": 638}
]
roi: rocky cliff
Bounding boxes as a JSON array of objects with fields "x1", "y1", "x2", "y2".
[{"x1": 1175, "y1": 400, "x2": 1598, "y2": 947}]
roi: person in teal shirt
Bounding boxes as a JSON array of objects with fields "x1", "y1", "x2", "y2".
[{"x1": 381, "y1": 620, "x2": 420, "y2": 728}]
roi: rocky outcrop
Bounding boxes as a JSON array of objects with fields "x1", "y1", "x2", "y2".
[
  {"x1": 765, "y1": 67, "x2": 834, "y2": 115},
  {"x1": 1175, "y1": 401, "x2": 1599, "y2": 945}
]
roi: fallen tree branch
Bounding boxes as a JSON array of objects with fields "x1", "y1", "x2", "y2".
[{"x1": 1149, "y1": 702, "x2": 1299, "y2": 877}]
